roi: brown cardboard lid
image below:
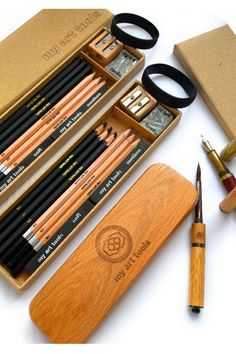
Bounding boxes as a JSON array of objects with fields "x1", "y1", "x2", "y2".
[
  {"x1": 30, "y1": 164, "x2": 197, "y2": 343},
  {"x1": 174, "y1": 25, "x2": 236, "y2": 139},
  {"x1": 0, "y1": 9, "x2": 113, "y2": 119}
]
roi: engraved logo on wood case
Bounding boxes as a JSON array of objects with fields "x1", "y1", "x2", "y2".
[{"x1": 95, "y1": 225, "x2": 133, "y2": 263}]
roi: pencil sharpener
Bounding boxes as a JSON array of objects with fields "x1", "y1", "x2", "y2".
[
  {"x1": 88, "y1": 30, "x2": 123, "y2": 66},
  {"x1": 120, "y1": 85, "x2": 157, "y2": 121}
]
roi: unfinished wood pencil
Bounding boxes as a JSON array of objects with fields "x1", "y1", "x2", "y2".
[
  {"x1": 0, "y1": 61, "x2": 87, "y2": 144},
  {"x1": 23, "y1": 129, "x2": 132, "y2": 242},
  {"x1": 0, "y1": 76, "x2": 102, "y2": 174},
  {"x1": 1, "y1": 79, "x2": 106, "y2": 175},
  {"x1": 0, "y1": 72, "x2": 96, "y2": 166},
  {"x1": 27, "y1": 134, "x2": 135, "y2": 246},
  {"x1": 0, "y1": 57, "x2": 82, "y2": 133},
  {"x1": 9, "y1": 139, "x2": 141, "y2": 276},
  {"x1": 0, "y1": 122, "x2": 106, "y2": 235},
  {"x1": 0, "y1": 128, "x2": 111, "y2": 245},
  {"x1": 0, "y1": 134, "x2": 116, "y2": 263},
  {"x1": 0, "y1": 63, "x2": 91, "y2": 153}
]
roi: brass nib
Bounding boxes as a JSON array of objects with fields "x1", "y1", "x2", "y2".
[{"x1": 201, "y1": 135, "x2": 213, "y2": 153}]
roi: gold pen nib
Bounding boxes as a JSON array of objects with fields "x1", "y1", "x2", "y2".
[
  {"x1": 200, "y1": 135, "x2": 236, "y2": 193},
  {"x1": 201, "y1": 135, "x2": 213, "y2": 153}
]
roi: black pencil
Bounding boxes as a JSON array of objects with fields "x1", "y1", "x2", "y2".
[
  {"x1": 10, "y1": 249, "x2": 36, "y2": 277},
  {"x1": 0, "y1": 60, "x2": 87, "y2": 145},
  {"x1": 0, "y1": 134, "x2": 116, "y2": 265},
  {"x1": 1, "y1": 136, "x2": 114, "y2": 266},
  {"x1": 0, "y1": 127, "x2": 111, "y2": 244},
  {"x1": 0, "y1": 123, "x2": 107, "y2": 237},
  {"x1": 0, "y1": 172, "x2": 5, "y2": 182},
  {"x1": 0, "y1": 57, "x2": 82, "y2": 133},
  {"x1": 0, "y1": 62, "x2": 92, "y2": 153},
  {"x1": 7, "y1": 132, "x2": 126, "y2": 277},
  {"x1": 0, "y1": 60, "x2": 86, "y2": 142}
]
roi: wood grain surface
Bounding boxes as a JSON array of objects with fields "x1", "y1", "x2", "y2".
[
  {"x1": 220, "y1": 186, "x2": 236, "y2": 213},
  {"x1": 30, "y1": 164, "x2": 197, "y2": 343},
  {"x1": 189, "y1": 223, "x2": 206, "y2": 309}
]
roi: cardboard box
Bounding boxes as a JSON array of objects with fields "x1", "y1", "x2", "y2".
[
  {"x1": 174, "y1": 25, "x2": 236, "y2": 139},
  {"x1": 0, "y1": 80, "x2": 182, "y2": 290},
  {"x1": 0, "y1": 9, "x2": 145, "y2": 202}
]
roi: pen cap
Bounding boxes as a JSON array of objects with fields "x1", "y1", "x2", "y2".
[{"x1": 220, "y1": 186, "x2": 236, "y2": 213}]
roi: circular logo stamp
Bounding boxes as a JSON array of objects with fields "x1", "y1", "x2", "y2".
[
  {"x1": 95, "y1": 225, "x2": 133, "y2": 263},
  {"x1": 196, "y1": 232, "x2": 204, "y2": 241}
]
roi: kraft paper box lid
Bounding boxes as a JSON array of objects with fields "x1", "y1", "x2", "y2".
[
  {"x1": 0, "y1": 9, "x2": 113, "y2": 119},
  {"x1": 174, "y1": 25, "x2": 236, "y2": 139}
]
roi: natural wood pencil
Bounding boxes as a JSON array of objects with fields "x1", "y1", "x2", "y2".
[
  {"x1": 1, "y1": 133, "x2": 116, "y2": 267},
  {"x1": 0, "y1": 73, "x2": 96, "y2": 165},
  {"x1": 0, "y1": 63, "x2": 91, "y2": 153},
  {"x1": 29, "y1": 134, "x2": 136, "y2": 243},
  {"x1": 0, "y1": 57, "x2": 82, "y2": 133},
  {"x1": 7, "y1": 139, "x2": 141, "y2": 277},
  {"x1": 1, "y1": 79, "x2": 106, "y2": 175},
  {"x1": 35, "y1": 139, "x2": 140, "y2": 249},
  {"x1": 0, "y1": 123, "x2": 107, "y2": 237},
  {"x1": 23, "y1": 129, "x2": 132, "y2": 242}
]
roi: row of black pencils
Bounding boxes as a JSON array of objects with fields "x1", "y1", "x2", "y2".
[
  {"x1": 0, "y1": 57, "x2": 91, "y2": 152},
  {"x1": 0, "y1": 122, "x2": 116, "y2": 276}
]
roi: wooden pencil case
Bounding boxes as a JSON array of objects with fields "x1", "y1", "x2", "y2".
[
  {"x1": 0, "y1": 80, "x2": 182, "y2": 290},
  {"x1": 30, "y1": 164, "x2": 197, "y2": 343},
  {"x1": 0, "y1": 9, "x2": 144, "y2": 203}
]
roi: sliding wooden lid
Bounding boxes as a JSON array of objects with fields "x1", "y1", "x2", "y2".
[{"x1": 30, "y1": 164, "x2": 197, "y2": 343}]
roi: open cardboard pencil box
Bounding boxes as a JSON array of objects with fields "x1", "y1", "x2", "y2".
[
  {"x1": 0, "y1": 9, "x2": 145, "y2": 202},
  {"x1": 0, "y1": 9, "x2": 197, "y2": 291},
  {"x1": 0, "y1": 74, "x2": 183, "y2": 290}
]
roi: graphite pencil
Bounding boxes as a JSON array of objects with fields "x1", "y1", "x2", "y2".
[
  {"x1": 0, "y1": 72, "x2": 96, "y2": 166},
  {"x1": 0, "y1": 128, "x2": 111, "y2": 244},
  {"x1": 0, "y1": 62, "x2": 92, "y2": 153},
  {"x1": 0, "y1": 79, "x2": 106, "y2": 175},
  {"x1": 0, "y1": 134, "x2": 116, "y2": 263},
  {"x1": 0, "y1": 122, "x2": 106, "y2": 235},
  {"x1": 23, "y1": 129, "x2": 132, "y2": 243},
  {"x1": 0, "y1": 57, "x2": 82, "y2": 133},
  {"x1": 0, "y1": 76, "x2": 102, "y2": 174},
  {"x1": 9, "y1": 139, "x2": 140, "y2": 276}
]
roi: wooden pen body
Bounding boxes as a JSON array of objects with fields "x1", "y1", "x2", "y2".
[{"x1": 189, "y1": 222, "x2": 206, "y2": 309}]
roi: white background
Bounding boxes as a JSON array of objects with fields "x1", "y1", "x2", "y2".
[{"x1": 0, "y1": 0, "x2": 235, "y2": 352}]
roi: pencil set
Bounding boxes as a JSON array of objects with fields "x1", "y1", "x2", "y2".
[
  {"x1": 0, "y1": 16, "x2": 145, "y2": 201},
  {"x1": 1, "y1": 10, "x2": 197, "y2": 290},
  {"x1": 0, "y1": 76, "x2": 183, "y2": 289},
  {"x1": 0, "y1": 58, "x2": 107, "y2": 183},
  {"x1": 0, "y1": 120, "x2": 149, "y2": 277},
  {"x1": 0, "y1": 58, "x2": 109, "y2": 186}
]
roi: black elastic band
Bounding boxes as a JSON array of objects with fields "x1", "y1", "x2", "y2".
[
  {"x1": 111, "y1": 13, "x2": 159, "y2": 49},
  {"x1": 142, "y1": 64, "x2": 197, "y2": 108}
]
